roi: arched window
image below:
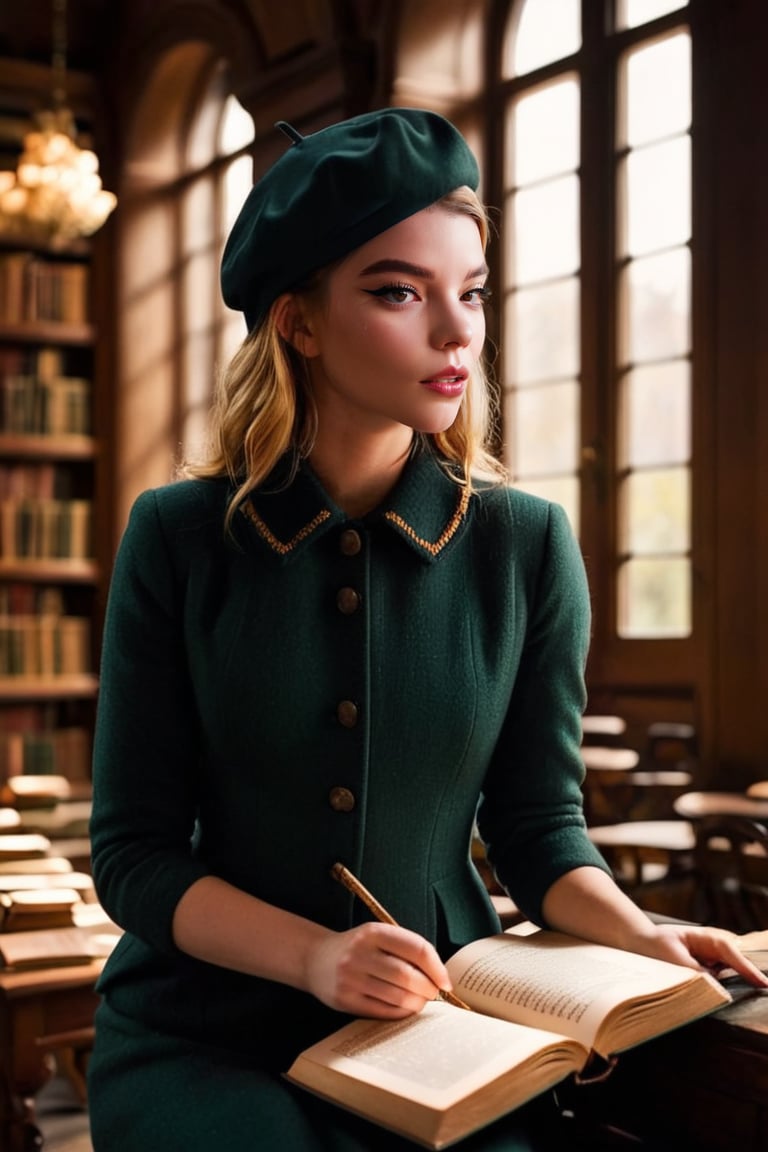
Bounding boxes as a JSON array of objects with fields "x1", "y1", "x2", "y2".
[
  {"x1": 616, "y1": 28, "x2": 691, "y2": 640},
  {"x1": 115, "y1": 48, "x2": 254, "y2": 532},
  {"x1": 495, "y1": 0, "x2": 693, "y2": 692},
  {"x1": 180, "y1": 81, "x2": 254, "y2": 460}
]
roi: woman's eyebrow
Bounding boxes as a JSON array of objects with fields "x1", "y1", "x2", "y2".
[{"x1": 359, "y1": 258, "x2": 489, "y2": 280}]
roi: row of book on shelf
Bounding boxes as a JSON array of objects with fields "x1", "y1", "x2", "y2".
[
  {"x1": 1, "y1": 372, "x2": 90, "y2": 437},
  {"x1": 0, "y1": 252, "x2": 89, "y2": 325},
  {"x1": 0, "y1": 461, "x2": 81, "y2": 499},
  {"x1": 0, "y1": 495, "x2": 92, "y2": 560},
  {"x1": 0, "y1": 242, "x2": 103, "y2": 982},
  {"x1": 0, "y1": 346, "x2": 91, "y2": 438},
  {"x1": 0, "y1": 725, "x2": 91, "y2": 782},
  {"x1": 0, "y1": 613, "x2": 91, "y2": 678}
]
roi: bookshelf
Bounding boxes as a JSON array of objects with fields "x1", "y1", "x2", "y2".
[{"x1": 0, "y1": 240, "x2": 100, "y2": 792}]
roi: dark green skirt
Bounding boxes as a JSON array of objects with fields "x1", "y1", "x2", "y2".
[{"x1": 87, "y1": 1001, "x2": 576, "y2": 1151}]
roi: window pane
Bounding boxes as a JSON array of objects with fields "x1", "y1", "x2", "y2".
[
  {"x1": 221, "y1": 311, "x2": 247, "y2": 361},
  {"x1": 188, "y1": 96, "x2": 221, "y2": 170},
  {"x1": 620, "y1": 467, "x2": 690, "y2": 552},
  {"x1": 623, "y1": 136, "x2": 690, "y2": 256},
  {"x1": 505, "y1": 0, "x2": 581, "y2": 77},
  {"x1": 509, "y1": 175, "x2": 580, "y2": 284},
  {"x1": 220, "y1": 95, "x2": 254, "y2": 154},
  {"x1": 506, "y1": 381, "x2": 579, "y2": 476},
  {"x1": 183, "y1": 246, "x2": 215, "y2": 339},
  {"x1": 183, "y1": 178, "x2": 215, "y2": 252},
  {"x1": 618, "y1": 1, "x2": 688, "y2": 32},
  {"x1": 619, "y1": 361, "x2": 690, "y2": 468},
  {"x1": 618, "y1": 557, "x2": 691, "y2": 638},
  {"x1": 507, "y1": 278, "x2": 580, "y2": 384},
  {"x1": 619, "y1": 248, "x2": 690, "y2": 364},
  {"x1": 222, "y1": 155, "x2": 254, "y2": 244},
  {"x1": 623, "y1": 34, "x2": 691, "y2": 146},
  {"x1": 511, "y1": 80, "x2": 580, "y2": 185}
]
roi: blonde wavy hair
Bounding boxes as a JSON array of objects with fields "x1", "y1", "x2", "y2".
[{"x1": 184, "y1": 186, "x2": 507, "y2": 531}]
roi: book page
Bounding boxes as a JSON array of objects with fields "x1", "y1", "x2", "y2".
[
  {"x1": 317, "y1": 1002, "x2": 582, "y2": 1102},
  {"x1": 446, "y1": 931, "x2": 728, "y2": 1052},
  {"x1": 286, "y1": 999, "x2": 586, "y2": 1119},
  {"x1": 287, "y1": 1000, "x2": 589, "y2": 1149}
]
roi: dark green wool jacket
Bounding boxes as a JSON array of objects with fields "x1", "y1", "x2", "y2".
[{"x1": 89, "y1": 449, "x2": 609, "y2": 1061}]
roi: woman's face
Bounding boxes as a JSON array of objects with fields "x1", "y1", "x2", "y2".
[{"x1": 300, "y1": 204, "x2": 488, "y2": 440}]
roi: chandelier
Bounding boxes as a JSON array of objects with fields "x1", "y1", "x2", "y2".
[{"x1": 0, "y1": 0, "x2": 117, "y2": 246}]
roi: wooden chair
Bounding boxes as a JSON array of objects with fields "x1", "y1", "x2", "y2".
[
  {"x1": 588, "y1": 820, "x2": 697, "y2": 919},
  {"x1": 628, "y1": 720, "x2": 699, "y2": 820},
  {"x1": 580, "y1": 746, "x2": 639, "y2": 824},
  {"x1": 646, "y1": 721, "x2": 697, "y2": 764},
  {"x1": 581, "y1": 744, "x2": 693, "y2": 825},
  {"x1": 619, "y1": 765, "x2": 695, "y2": 820},
  {"x1": 689, "y1": 812, "x2": 768, "y2": 932}
]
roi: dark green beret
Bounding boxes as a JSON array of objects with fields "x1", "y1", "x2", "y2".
[{"x1": 220, "y1": 107, "x2": 480, "y2": 330}]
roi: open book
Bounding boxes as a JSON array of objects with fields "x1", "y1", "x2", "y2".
[{"x1": 285, "y1": 927, "x2": 732, "y2": 1149}]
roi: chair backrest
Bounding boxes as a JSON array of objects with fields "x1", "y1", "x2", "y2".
[
  {"x1": 646, "y1": 721, "x2": 698, "y2": 765},
  {"x1": 693, "y1": 813, "x2": 768, "y2": 933}
]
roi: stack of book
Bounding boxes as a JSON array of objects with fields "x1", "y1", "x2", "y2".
[{"x1": 0, "y1": 795, "x2": 119, "y2": 972}]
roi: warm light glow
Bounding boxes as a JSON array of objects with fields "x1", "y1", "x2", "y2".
[{"x1": 0, "y1": 107, "x2": 117, "y2": 245}]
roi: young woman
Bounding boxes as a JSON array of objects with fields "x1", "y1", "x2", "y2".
[{"x1": 87, "y1": 108, "x2": 766, "y2": 1151}]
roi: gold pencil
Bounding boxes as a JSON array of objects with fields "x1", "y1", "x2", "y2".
[{"x1": 331, "y1": 861, "x2": 472, "y2": 1011}]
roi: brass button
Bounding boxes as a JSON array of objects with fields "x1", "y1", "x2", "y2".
[
  {"x1": 340, "y1": 529, "x2": 362, "y2": 556},
  {"x1": 336, "y1": 587, "x2": 361, "y2": 614},
  {"x1": 329, "y1": 786, "x2": 356, "y2": 812},
  {"x1": 337, "y1": 700, "x2": 359, "y2": 728}
]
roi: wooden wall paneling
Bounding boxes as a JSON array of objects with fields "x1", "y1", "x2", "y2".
[
  {"x1": 755, "y1": 5, "x2": 768, "y2": 775},
  {"x1": 710, "y1": 0, "x2": 767, "y2": 785}
]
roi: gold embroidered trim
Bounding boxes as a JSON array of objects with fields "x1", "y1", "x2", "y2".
[
  {"x1": 241, "y1": 503, "x2": 332, "y2": 555},
  {"x1": 383, "y1": 486, "x2": 470, "y2": 557}
]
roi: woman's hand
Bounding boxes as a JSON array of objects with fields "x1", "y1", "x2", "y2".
[
  {"x1": 632, "y1": 922, "x2": 768, "y2": 987},
  {"x1": 305, "y1": 921, "x2": 454, "y2": 1018},
  {"x1": 542, "y1": 866, "x2": 768, "y2": 989}
]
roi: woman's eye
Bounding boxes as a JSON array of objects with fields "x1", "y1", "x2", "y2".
[
  {"x1": 464, "y1": 285, "x2": 492, "y2": 306},
  {"x1": 365, "y1": 283, "x2": 418, "y2": 305}
]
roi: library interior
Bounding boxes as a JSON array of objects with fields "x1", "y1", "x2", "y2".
[{"x1": 0, "y1": 1, "x2": 767, "y2": 1149}]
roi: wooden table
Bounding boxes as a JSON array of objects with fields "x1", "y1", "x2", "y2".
[
  {"x1": 581, "y1": 714, "x2": 627, "y2": 740},
  {"x1": 0, "y1": 959, "x2": 103, "y2": 1151},
  {"x1": 588, "y1": 819, "x2": 695, "y2": 887},
  {"x1": 559, "y1": 956, "x2": 768, "y2": 1150},
  {"x1": 581, "y1": 746, "x2": 639, "y2": 772},
  {"x1": 673, "y1": 790, "x2": 768, "y2": 820}
]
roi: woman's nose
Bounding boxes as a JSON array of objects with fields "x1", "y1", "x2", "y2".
[{"x1": 431, "y1": 304, "x2": 474, "y2": 349}]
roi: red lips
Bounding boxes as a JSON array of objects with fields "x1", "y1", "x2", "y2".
[{"x1": 420, "y1": 365, "x2": 468, "y2": 385}]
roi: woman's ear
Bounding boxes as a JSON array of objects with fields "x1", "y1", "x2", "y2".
[{"x1": 273, "y1": 294, "x2": 320, "y2": 358}]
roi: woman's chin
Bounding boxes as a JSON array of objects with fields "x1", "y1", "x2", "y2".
[{"x1": 411, "y1": 402, "x2": 463, "y2": 436}]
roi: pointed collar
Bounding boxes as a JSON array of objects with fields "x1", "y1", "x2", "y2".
[{"x1": 240, "y1": 450, "x2": 472, "y2": 565}]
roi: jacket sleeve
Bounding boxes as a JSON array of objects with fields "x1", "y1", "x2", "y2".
[
  {"x1": 475, "y1": 497, "x2": 611, "y2": 926},
  {"x1": 89, "y1": 488, "x2": 210, "y2": 954}
]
